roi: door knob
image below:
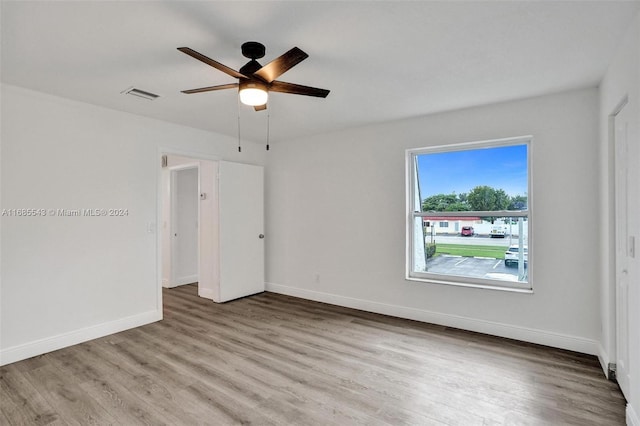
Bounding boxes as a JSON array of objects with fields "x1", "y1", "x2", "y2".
[{"x1": 259, "y1": 234, "x2": 265, "y2": 239}]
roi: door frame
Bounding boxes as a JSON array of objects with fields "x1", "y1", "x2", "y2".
[
  {"x1": 600, "y1": 94, "x2": 629, "y2": 380},
  {"x1": 602, "y1": 97, "x2": 629, "y2": 376},
  {"x1": 612, "y1": 96, "x2": 631, "y2": 399},
  {"x1": 156, "y1": 148, "x2": 220, "y2": 315}
]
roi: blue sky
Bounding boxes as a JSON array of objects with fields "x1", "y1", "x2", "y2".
[{"x1": 416, "y1": 144, "x2": 528, "y2": 198}]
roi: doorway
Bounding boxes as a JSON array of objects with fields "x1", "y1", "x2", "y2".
[
  {"x1": 158, "y1": 151, "x2": 265, "y2": 307},
  {"x1": 161, "y1": 156, "x2": 202, "y2": 291},
  {"x1": 161, "y1": 154, "x2": 219, "y2": 302},
  {"x1": 170, "y1": 167, "x2": 199, "y2": 287}
]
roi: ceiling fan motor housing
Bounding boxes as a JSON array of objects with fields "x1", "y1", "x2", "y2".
[
  {"x1": 239, "y1": 59, "x2": 263, "y2": 76},
  {"x1": 239, "y1": 42, "x2": 266, "y2": 77}
]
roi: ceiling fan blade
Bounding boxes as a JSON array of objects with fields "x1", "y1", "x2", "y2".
[
  {"x1": 253, "y1": 47, "x2": 309, "y2": 83},
  {"x1": 254, "y1": 104, "x2": 267, "y2": 111},
  {"x1": 181, "y1": 83, "x2": 239, "y2": 94},
  {"x1": 269, "y1": 80, "x2": 330, "y2": 98},
  {"x1": 178, "y1": 47, "x2": 248, "y2": 79}
]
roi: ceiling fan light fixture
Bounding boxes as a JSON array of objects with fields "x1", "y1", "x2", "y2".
[
  {"x1": 178, "y1": 43, "x2": 329, "y2": 110},
  {"x1": 239, "y1": 80, "x2": 268, "y2": 106}
]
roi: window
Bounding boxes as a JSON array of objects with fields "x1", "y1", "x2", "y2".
[{"x1": 407, "y1": 136, "x2": 531, "y2": 291}]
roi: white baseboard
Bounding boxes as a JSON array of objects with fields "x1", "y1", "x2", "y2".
[
  {"x1": 167, "y1": 275, "x2": 198, "y2": 288},
  {"x1": 0, "y1": 309, "x2": 161, "y2": 366},
  {"x1": 265, "y1": 282, "x2": 599, "y2": 355},
  {"x1": 629, "y1": 404, "x2": 640, "y2": 426}
]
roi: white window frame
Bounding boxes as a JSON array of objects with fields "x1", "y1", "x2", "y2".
[{"x1": 406, "y1": 136, "x2": 533, "y2": 292}]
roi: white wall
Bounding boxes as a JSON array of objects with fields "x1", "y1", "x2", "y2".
[
  {"x1": 0, "y1": 84, "x2": 265, "y2": 365},
  {"x1": 599, "y1": 12, "x2": 640, "y2": 425},
  {"x1": 266, "y1": 87, "x2": 601, "y2": 354}
]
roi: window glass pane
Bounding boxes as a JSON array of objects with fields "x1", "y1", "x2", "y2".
[
  {"x1": 420, "y1": 216, "x2": 528, "y2": 284},
  {"x1": 418, "y1": 144, "x2": 528, "y2": 212}
]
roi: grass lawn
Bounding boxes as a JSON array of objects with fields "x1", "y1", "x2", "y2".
[{"x1": 433, "y1": 243, "x2": 508, "y2": 259}]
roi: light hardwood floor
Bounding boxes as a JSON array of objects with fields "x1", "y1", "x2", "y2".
[{"x1": 1, "y1": 284, "x2": 626, "y2": 425}]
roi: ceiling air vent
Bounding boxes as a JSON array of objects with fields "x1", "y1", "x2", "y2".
[{"x1": 121, "y1": 87, "x2": 160, "y2": 101}]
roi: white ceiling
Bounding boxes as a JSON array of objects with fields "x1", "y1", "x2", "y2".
[{"x1": 2, "y1": 1, "x2": 638, "y2": 143}]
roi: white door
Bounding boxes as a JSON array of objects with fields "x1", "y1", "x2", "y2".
[
  {"x1": 614, "y1": 104, "x2": 632, "y2": 399},
  {"x1": 218, "y1": 161, "x2": 264, "y2": 302},
  {"x1": 171, "y1": 167, "x2": 199, "y2": 286}
]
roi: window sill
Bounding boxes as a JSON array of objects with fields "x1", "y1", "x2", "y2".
[{"x1": 406, "y1": 275, "x2": 533, "y2": 294}]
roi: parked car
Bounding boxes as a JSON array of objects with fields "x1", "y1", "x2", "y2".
[
  {"x1": 461, "y1": 226, "x2": 474, "y2": 236},
  {"x1": 490, "y1": 225, "x2": 506, "y2": 238},
  {"x1": 505, "y1": 245, "x2": 528, "y2": 267}
]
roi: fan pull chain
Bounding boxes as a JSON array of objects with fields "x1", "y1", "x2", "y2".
[
  {"x1": 237, "y1": 102, "x2": 242, "y2": 153},
  {"x1": 266, "y1": 113, "x2": 270, "y2": 151}
]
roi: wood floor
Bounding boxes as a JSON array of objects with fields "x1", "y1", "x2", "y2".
[{"x1": 1, "y1": 285, "x2": 626, "y2": 425}]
